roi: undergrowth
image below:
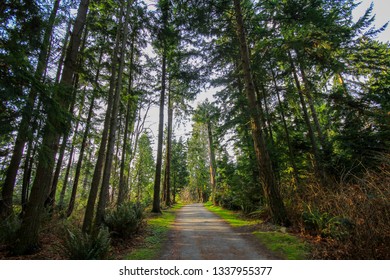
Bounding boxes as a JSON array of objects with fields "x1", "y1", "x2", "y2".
[
  {"x1": 104, "y1": 202, "x2": 144, "y2": 238},
  {"x1": 60, "y1": 226, "x2": 110, "y2": 260},
  {"x1": 125, "y1": 203, "x2": 183, "y2": 260},
  {"x1": 287, "y1": 153, "x2": 390, "y2": 259}
]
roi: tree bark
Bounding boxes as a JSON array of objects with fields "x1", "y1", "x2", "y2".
[
  {"x1": 118, "y1": 32, "x2": 136, "y2": 206},
  {"x1": 206, "y1": 118, "x2": 217, "y2": 205},
  {"x1": 163, "y1": 83, "x2": 173, "y2": 207},
  {"x1": 0, "y1": 0, "x2": 61, "y2": 219},
  {"x1": 233, "y1": 0, "x2": 289, "y2": 226},
  {"x1": 13, "y1": 0, "x2": 90, "y2": 255},
  {"x1": 55, "y1": 19, "x2": 72, "y2": 84},
  {"x1": 95, "y1": 0, "x2": 134, "y2": 227},
  {"x1": 82, "y1": 3, "x2": 125, "y2": 233},
  {"x1": 152, "y1": 0, "x2": 169, "y2": 214},
  {"x1": 288, "y1": 51, "x2": 324, "y2": 182},
  {"x1": 270, "y1": 68, "x2": 300, "y2": 187},
  {"x1": 298, "y1": 62, "x2": 325, "y2": 146},
  {"x1": 66, "y1": 45, "x2": 103, "y2": 217}
]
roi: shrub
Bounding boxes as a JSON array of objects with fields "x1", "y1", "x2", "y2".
[
  {"x1": 0, "y1": 214, "x2": 21, "y2": 245},
  {"x1": 104, "y1": 202, "x2": 144, "y2": 238},
  {"x1": 302, "y1": 206, "x2": 352, "y2": 240},
  {"x1": 61, "y1": 227, "x2": 110, "y2": 260},
  {"x1": 287, "y1": 153, "x2": 390, "y2": 259}
]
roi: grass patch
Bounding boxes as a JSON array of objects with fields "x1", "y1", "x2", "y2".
[
  {"x1": 253, "y1": 231, "x2": 309, "y2": 260},
  {"x1": 204, "y1": 202, "x2": 310, "y2": 260},
  {"x1": 204, "y1": 202, "x2": 258, "y2": 227},
  {"x1": 125, "y1": 203, "x2": 183, "y2": 260}
]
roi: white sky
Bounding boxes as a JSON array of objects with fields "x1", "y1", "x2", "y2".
[
  {"x1": 144, "y1": 0, "x2": 390, "y2": 155},
  {"x1": 353, "y1": 0, "x2": 390, "y2": 42}
]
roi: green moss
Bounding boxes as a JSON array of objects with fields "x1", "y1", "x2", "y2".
[
  {"x1": 253, "y1": 231, "x2": 309, "y2": 260},
  {"x1": 204, "y1": 202, "x2": 259, "y2": 227},
  {"x1": 125, "y1": 203, "x2": 183, "y2": 260}
]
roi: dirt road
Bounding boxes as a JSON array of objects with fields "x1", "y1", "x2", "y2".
[{"x1": 160, "y1": 203, "x2": 277, "y2": 260}]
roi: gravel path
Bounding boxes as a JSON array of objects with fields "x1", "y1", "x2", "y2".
[{"x1": 160, "y1": 203, "x2": 274, "y2": 260}]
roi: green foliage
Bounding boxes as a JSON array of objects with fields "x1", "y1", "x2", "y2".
[
  {"x1": 171, "y1": 138, "x2": 189, "y2": 200},
  {"x1": 104, "y1": 202, "x2": 144, "y2": 238},
  {"x1": 61, "y1": 227, "x2": 110, "y2": 260},
  {"x1": 185, "y1": 122, "x2": 211, "y2": 202},
  {"x1": 302, "y1": 205, "x2": 352, "y2": 240},
  {"x1": 130, "y1": 133, "x2": 155, "y2": 203}
]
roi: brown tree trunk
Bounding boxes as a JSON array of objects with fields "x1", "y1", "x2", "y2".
[
  {"x1": 270, "y1": 68, "x2": 300, "y2": 187},
  {"x1": 95, "y1": 0, "x2": 134, "y2": 226},
  {"x1": 0, "y1": 0, "x2": 61, "y2": 219},
  {"x1": 206, "y1": 118, "x2": 217, "y2": 205},
  {"x1": 152, "y1": 53, "x2": 166, "y2": 213},
  {"x1": 47, "y1": 84, "x2": 78, "y2": 210},
  {"x1": 163, "y1": 83, "x2": 173, "y2": 207},
  {"x1": 152, "y1": 1, "x2": 169, "y2": 214},
  {"x1": 66, "y1": 45, "x2": 103, "y2": 217},
  {"x1": 118, "y1": 33, "x2": 136, "y2": 206},
  {"x1": 82, "y1": 3, "x2": 124, "y2": 233},
  {"x1": 13, "y1": 0, "x2": 90, "y2": 255},
  {"x1": 298, "y1": 62, "x2": 325, "y2": 146},
  {"x1": 288, "y1": 51, "x2": 324, "y2": 183},
  {"x1": 233, "y1": 0, "x2": 289, "y2": 226},
  {"x1": 55, "y1": 20, "x2": 72, "y2": 84}
]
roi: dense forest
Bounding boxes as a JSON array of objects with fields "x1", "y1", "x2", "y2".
[{"x1": 0, "y1": 0, "x2": 389, "y2": 259}]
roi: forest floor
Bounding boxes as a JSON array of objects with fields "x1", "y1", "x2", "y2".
[
  {"x1": 159, "y1": 203, "x2": 281, "y2": 260},
  {"x1": 0, "y1": 203, "x2": 306, "y2": 259},
  {"x1": 0, "y1": 217, "x2": 148, "y2": 260}
]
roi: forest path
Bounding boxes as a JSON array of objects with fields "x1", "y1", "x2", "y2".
[{"x1": 159, "y1": 203, "x2": 276, "y2": 260}]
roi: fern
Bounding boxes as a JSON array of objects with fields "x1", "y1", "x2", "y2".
[
  {"x1": 61, "y1": 227, "x2": 110, "y2": 260},
  {"x1": 104, "y1": 202, "x2": 144, "y2": 238}
]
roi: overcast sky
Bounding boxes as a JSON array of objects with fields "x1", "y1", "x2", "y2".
[{"x1": 354, "y1": 0, "x2": 389, "y2": 42}]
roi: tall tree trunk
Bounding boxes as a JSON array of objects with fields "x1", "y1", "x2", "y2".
[
  {"x1": 82, "y1": 3, "x2": 124, "y2": 233},
  {"x1": 46, "y1": 84, "x2": 78, "y2": 210},
  {"x1": 298, "y1": 62, "x2": 325, "y2": 146},
  {"x1": 13, "y1": 0, "x2": 90, "y2": 255},
  {"x1": 152, "y1": 0, "x2": 169, "y2": 214},
  {"x1": 81, "y1": 139, "x2": 93, "y2": 196},
  {"x1": 95, "y1": 0, "x2": 134, "y2": 227},
  {"x1": 0, "y1": 0, "x2": 61, "y2": 219},
  {"x1": 270, "y1": 68, "x2": 300, "y2": 187},
  {"x1": 55, "y1": 19, "x2": 72, "y2": 84},
  {"x1": 206, "y1": 118, "x2": 217, "y2": 205},
  {"x1": 152, "y1": 52, "x2": 166, "y2": 213},
  {"x1": 66, "y1": 45, "x2": 104, "y2": 217},
  {"x1": 56, "y1": 88, "x2": 86, "y2": 212},
  {"x1": 118, "y1": 34, "x2": 136, "y2": 206},
  {"x1": 59, "y1": 138, "x2": 76, "y2": 208},
  {"x1": 47, "y1": 26, "x2": 88, "y2": 211},
  {"x1": 288, "y1": 51, "x2": 324, "y2": 183},
  {"x1": 233, "y1": 0, "x2": 289, "y2": 226},
  {"x1": 163, "y1": 83, "x2": 173, "y2": 207}
]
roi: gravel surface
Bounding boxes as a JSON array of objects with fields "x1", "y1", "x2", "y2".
[{"x1": 160, "y1": 203, "x2": 276, "y2": 260}]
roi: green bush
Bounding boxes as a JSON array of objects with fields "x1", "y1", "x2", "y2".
[
  {"x1": 104, "y1": 202, "x2": 144, "y2": 238},
  {"x1": 61, "y1": 227, "x2": 110, "y2": 260},
  {"x1": 302, "y1": 206, "x2": 352, "y2": 240},
  {"x1": 0, "y1": 214, "x2": 21, "y2": 245}
]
